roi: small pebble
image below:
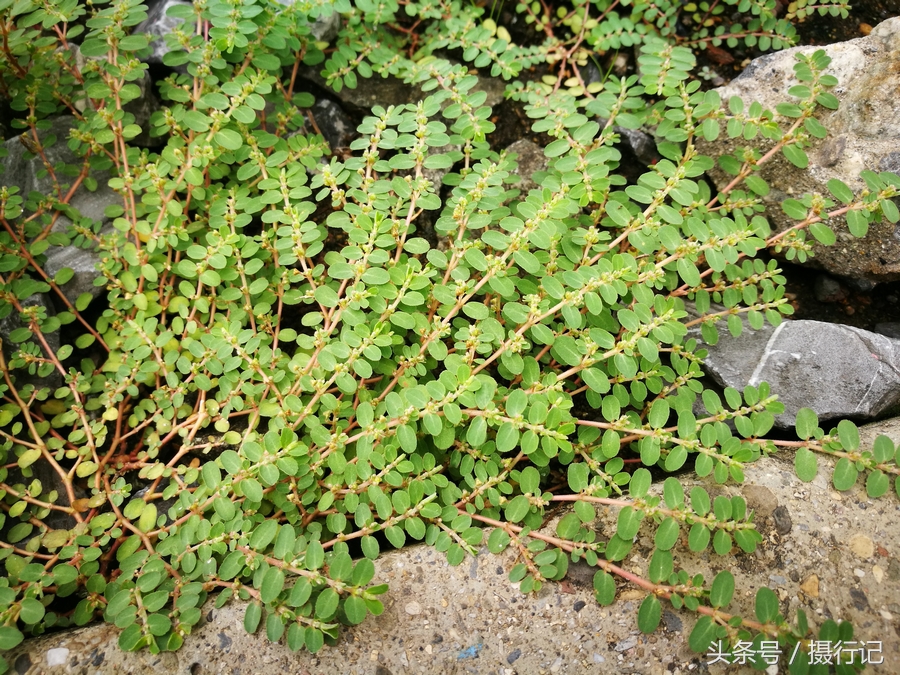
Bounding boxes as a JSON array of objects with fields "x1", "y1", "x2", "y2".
[
  {"x1": 850, "y1": 587, "x2": 870, "y2": 611},
  {"x1": 772, "y1": 506, "x2": 792, "y2": 534},
  {"x1": 405, "y1": 601, "x2": 422, "y2": 616},
  {"x1": 814, "y1": 274, "x2": 846, "y2": 303},
  {"x1": 615, "y1": 636, "x2": 638, "y2": 652},
  {"x1": 880, "y1": 610, "x2": 893, "y2": 621},
  {"x1": 550, "y1": 656, "x2": 563, "y2": 673},
  {"x1": 854, "y1": 568, "x2": 865, "y2": 578},
  {"x1": 849, "y1": 534, "x2": 874, "y2": 559},
  {"x1": 573, "y1": 601, "x2": 586, "y2": 612},
  {"x1": 507, "y1": 648, "x2": 522, "y2": 664},
  {"x1": 873, "y1": 565, "x2": 885, "y2": 583},
  {"x1": 769, "y1": 575, "x2": 786, "y2": 586},
  {"x1": 46, "y1": 649, "x2": 69, "y2": 667},
  {"x1": 800, "y1": 574, "x2": 819, "y2": 598}
]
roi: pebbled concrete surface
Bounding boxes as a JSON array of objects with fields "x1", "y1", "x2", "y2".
[{"x1": 7, "y1": 441, "x2": 900, "y2": 675}]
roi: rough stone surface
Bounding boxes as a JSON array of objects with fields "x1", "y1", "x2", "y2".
[
  {"x1": 309, "y1": 98, "x2": 356, "y2": 151},
  {"x1": 10, "y1": 452, "x2": 900, "y2": 674},
  {"x1": 692, "y1": 315, "x2": 900, "y2": 427},
  {"x1": 697, "y1": 16, "x2": 900, "y2": 283},
  {"x1": 42, "y1": 239, "x2": 104, "y2": 304},
  {"x1": 137, "y1": 0, "x2": 338, "y2": 66},
  {"x1": 505, "y1": 138, "x2": 550, "y2": 196},
  {"x1": 858, "y1": 415, "x2": 900, "y2": 449},
  {"x1": 1, "y1": 116, "x2": 116, "y2": 303},
  {"x1": 1, "y1": 116, "x2": 119, "y2": 228},
  {"x1": 134, "y1": 0, "x2": 192, "y2": 66}
]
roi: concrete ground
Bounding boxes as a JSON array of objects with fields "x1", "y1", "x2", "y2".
[{"x1": 7, "y1": 442, "x2": 900, "y2": 675}]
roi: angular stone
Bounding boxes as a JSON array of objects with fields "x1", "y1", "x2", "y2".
[
  {"x1": 1, "y1": 116, "x2": 119, "y2": 227},
  {"x1": 43, "y1": 241, "x2": 104, "y2": 304},
  {"x1": 697, "y1": 16, "x2": 900, "y2": 283},
  {"x1": 133, "y1": 0, "x2": 192, "y2": 66},
  {"x1": 310, "y1": 98, "x2": 356, "y2": 152},
  {"x1": 694, "y1": 317, "x2": 900, "y2": 427}
]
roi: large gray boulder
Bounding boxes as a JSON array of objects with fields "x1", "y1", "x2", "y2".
[
  {"x1": 0, "y1": 116, "x2": 115, "y2": 304},
  {"x1": 695, "y1": 316, "x2": 900, "y2": 427},
  {"x1": 0, "y1": 116, "x2": 118, "y2": 227},
  {"x1": 698, "y1": 16, "x2": 900, "y2": 283}
]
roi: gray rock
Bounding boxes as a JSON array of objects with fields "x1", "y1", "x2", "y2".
[
  {"x1": 505, "y1": 139, "x2": 549, "y2": 196},
  {"x1": 310, "y1": 98, "x2": 355, "y2": 151},
  {"x1": 1, "y1": 116, "x2": 119, "y2": 227},
  {"x1": 616, "y1": 126, "x2": 659, "y2": 167},
  {"x1": 857, "y1": 415, "x2": 900, "y2": 451},
  {"x1": 694, "y1": 316, "x2": 900, "y2": 427},
  {"x1": 137, "y1": 0, "x2": 340, "y2": 67},
  {"x1": 813, "y1": 274, "x2": 846, "y2": 303},
  {"x1": 614, "y1": 635, "x2": 638, "y2": 652},
  {"x1": 134, "y1": 0, "x2": 192, "y2": 66},
  {"x1": 773, "y1": 505, "x2": 793, "y2": 534},
  {"x1": 43, "y1": 239, "x2": 104, "y2": 304},
  {"x1": 698, "y1": 16, "x2": 900, "y2": 284},
  {"x1": 1, "y1": 117, "x2": 118, "y2": 303}
]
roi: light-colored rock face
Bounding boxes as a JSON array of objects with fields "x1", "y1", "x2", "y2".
[
  {"x1": 686, "y1": 300, "x2": 900, "y2": 427},
  {"x1": 7, "y1": 453, "x2": 900, "y2": 674},
  {"x1": 699, "y1": 16, "x2": 900, "y2": 283},
  {"x1": 134, "y1": 0, "x2": 192, "y2": 66},
  {"x1": 0, "y1": 116, "x2": 115, "y2": 304}
]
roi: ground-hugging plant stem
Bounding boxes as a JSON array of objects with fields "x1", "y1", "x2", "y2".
[{"x1": 0, "y1": 0, "x2": 896, "y2": 672}]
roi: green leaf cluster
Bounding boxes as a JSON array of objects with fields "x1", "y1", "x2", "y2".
[{"x1": 0, "y1": 0, "x2": 896, "y2": 671}]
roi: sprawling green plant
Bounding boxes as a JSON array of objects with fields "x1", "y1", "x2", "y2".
[{"x1": 0, "y1": 0, "x2": 897, "y2": 672}]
